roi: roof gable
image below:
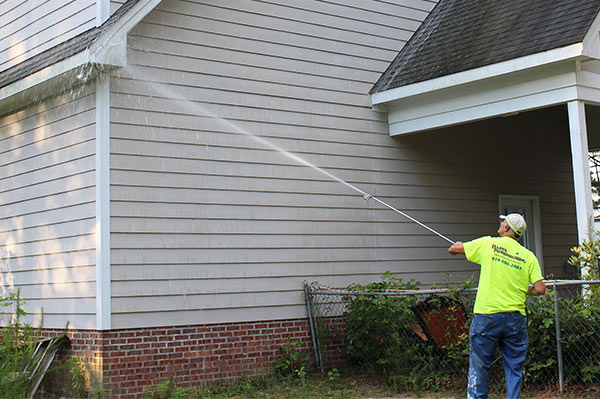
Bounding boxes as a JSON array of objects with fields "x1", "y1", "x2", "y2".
[{"x1": 371, "y1": 0, "x2": 600, "y2": 94}]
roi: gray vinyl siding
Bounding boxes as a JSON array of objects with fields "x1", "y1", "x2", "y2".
[
  {"x1": 0, "y1": 0, "x2": 96, "y2": 73},
  {"x1": 0, "y1": 86, "x2": 97, "y2": 329},
  {"x1": 109, "y1": 0, "x2": 437, "y2": 328}
]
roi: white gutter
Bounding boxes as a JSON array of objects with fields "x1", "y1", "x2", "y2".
[
  {"x1": 371, "y1": 43, "x2": 585, "y2": 105},
  {"x1": 0, "y1": 50, "x2": 90, "y2": 103}
]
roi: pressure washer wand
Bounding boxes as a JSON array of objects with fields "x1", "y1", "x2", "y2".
[
  {"x1": 290, "y1": 159, "x2": 457, "y2": 246},
  {"x1": 361, "y1": 193, "x2": 457, "y2": 245},
  {"x1": 199, "y1": 113, "x2": 456, "y2": 245}
]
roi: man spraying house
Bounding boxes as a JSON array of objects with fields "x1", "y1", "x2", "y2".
[{"x1": 448, "y1": 213, "x2": 546, "y2": 399}]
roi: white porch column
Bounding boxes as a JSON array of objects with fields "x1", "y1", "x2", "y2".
[
  {"x1": 96, "y1": 72, "x2": 111, "y2": 330},
  {"x1": 568, "y1": 100, "x2": 594, "y2": 244}
]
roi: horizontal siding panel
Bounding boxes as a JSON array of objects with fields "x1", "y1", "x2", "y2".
[
  {"x1": 108, "y1": 153, "x2": 574, "y2": 192},
  {"x1": 126, "y1": 37, "x2": 379, "y2": 88},
  {"x1": 4, "y1": 250, "x2": 96, "y2": 273},
  {"x1": 1, "y1": 140, "x2": 96, "y2": 180},
  {"x1": 1, "y1": 188, "x2": 95, "y2": 223},
  {"x1": 110, "y1": 217, "x2": 495, "y2": 238},
  {"x1": 1, "y1": 199, "x2": 95, "y2": 228},
  {"x1": 111, "y1": 305, "x2": 303, "y2": 328},
  {"x1": 0, "y1": 156, "x2": 95, "y2": 193},
  {"x1": 1, "y1": 234, "x2": 96, "y2": 259},
  {"x1": 9, "y1": 282, "x2": 96, "y2": 300},
  {"x1": 2, "y1": 171, "x2": 95, "y2": 205},
  {"x1": 4, "y1": 265, "x2": 95, "y2": 286},
  {"x1": 115, "y1": 63, "x2": 369, "y2": 108},
  {"x1": 109, "y1": 201, "x2": 498, "y2": 224},
  {"x1": 108, "y1": 169, "x2": 498, "y2": 200},
  {"x1": 323, "y1": 0, "x2": 436, "y2": 16},
  {"x1": 144, "y1": 8, "x2": 398, "y2": 61},
  {"x1": 110, "y1": 233, "x2": 453, "y2": 250},
  {"x1": 110, "y1": 169, "x2": 546, "y2": 202},
  {"x1": 109, "y1": 187, "x2": 498, "y2": 213},
  {"x1": 0, "y1": 92, "x2": 95, "y2": 134},
  {"x1": 21, "y1": 297, "x2": 95, "y2": 314},
  {"x1": 0, "y1": 0, "x2": 95, "y2": 71},
  {"x1": 133, "y1": 22, "x2": 390, "y2": 73},
  {"x1": 108, "y1": 137, "x2": 575, "y2": 182},
  {"x1": 0, "y1": 217, "x2": 95, "y2": 243},
  {"x1": 111, "y1": 102, "x2": 387, "y2": 136},
  {"x1": 1, "y1": 115, "x2": 95, "y2": 160},
  {"x1": 111, "y1": 247, "x2": 455, "y2": 265},
  {"x1": 125, "y1": 49, "x2": 373, "y2": 96},
  {"x1": 163, "y1": 0, "x2": 419, "y2": 38},
  {"x1": 156, "y1": 1, "x2": 408, "y2": 52},
  {"x1": 111, "y1": 84, "x2": 378, "y2": 123},
  {"x1": 110, "y1": 89, "x2": 384, "y2": 129},
  {"x1": 110, "y1": 258, "x2": 472, "y2": 281},
  {"x1": 112, "y1": 290, "x2": 305, "y2": 313},
  {"x1": 111, "y1": 114, "x2": 391, "y2": 147}
]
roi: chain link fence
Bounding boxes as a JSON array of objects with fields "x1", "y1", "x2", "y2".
[{"x1": 305, "y1": 280, "x2": 600, "y2": 395}]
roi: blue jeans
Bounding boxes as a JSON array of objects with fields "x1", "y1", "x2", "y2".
[{"x1": 467, "y1": 312, "x2": 528, "y2": 399}]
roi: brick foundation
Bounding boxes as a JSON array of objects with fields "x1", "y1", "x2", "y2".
[{"x1": 43, "y1": 318, "x2": 314, "y2": 399}]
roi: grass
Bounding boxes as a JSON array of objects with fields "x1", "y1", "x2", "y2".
[
  {"x1": 141, "y1": 372, "x2": 402, "y2": 399},
  {"x1": 140, "y1": 372, "x2": 599, "y2": 399}
]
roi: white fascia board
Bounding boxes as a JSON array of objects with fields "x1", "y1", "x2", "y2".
[
  {"x1": 0, "y1": 50, "x2": 90, "y2": 103},
  {"x1": 371, "y1": 43, "x2": 584, "y2": 105},
  {"x1": 386, "y1": 62, "x2": 579, "y2": 135},
  {"x1": 583, "y1": 10, "x2": 600, "y2": 59},
  {"x1": 388, "y1": 86, "x2": 578, "y2": 135}
]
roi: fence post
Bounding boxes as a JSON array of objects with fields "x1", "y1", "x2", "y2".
[
  {"x1": 303, "y1": 281, "x2": 323, "y2": 372},
  {"x1": 553, "y1": 282, "x2": 564, "y2": 394}
]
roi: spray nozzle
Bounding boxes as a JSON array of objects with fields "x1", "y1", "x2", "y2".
[{"x1": 363, "y1": 193, "x2": 372, "y2": 201}]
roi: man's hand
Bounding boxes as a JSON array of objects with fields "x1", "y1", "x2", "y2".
[
  {"x1": 448, "y1": 241, "x2": 465, "y2": 255},
  {"x1": 527, "y1": 280, "x2": 546, "y2": 296}
]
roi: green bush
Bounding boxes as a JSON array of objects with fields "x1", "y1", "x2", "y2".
[
  {"x1": 0, "y1": 290, "x2": 68, "y2": 399},
  {"x1": 343, "y1": 272, "x2": 422, "y2": 373},
  {"x1": 341, "y1": 272, "x2": 473, "y2": 391},
  {"x1": 341, "y1": 270, "x2": 600, "y2": 392},
  {"x1": 273, "y1": 337, "x2": 310, "y2": 382}
]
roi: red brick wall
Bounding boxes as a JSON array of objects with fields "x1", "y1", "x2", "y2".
[
  {"x1": 317, "y1": 316, "x2": 347, "y2": 368},
  {"x1": 46, "y1": 318, "x2": 314, "y2": 399}
]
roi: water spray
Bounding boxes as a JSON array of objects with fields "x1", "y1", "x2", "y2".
[
  {"x1": 212, "y1": 116, "x2": 457, "y2": 246},
  {"x1": 128, "y1": 73, "x2": 457, "y2": 246}
]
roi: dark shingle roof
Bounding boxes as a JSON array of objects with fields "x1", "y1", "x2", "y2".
[
  {"x1": 371, "y1": 0, "x2": 600, "y2": 94},
  {"x1": 0, "y1": 0, "x2": 141, "y2": 90}
]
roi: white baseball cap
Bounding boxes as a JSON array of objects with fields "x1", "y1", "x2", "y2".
[{"x1": 500, "y1": 213, "x2": 526, "y2": 237}]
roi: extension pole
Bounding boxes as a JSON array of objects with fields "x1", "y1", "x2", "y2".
[{"x1": 361, "y1": 193, "x2": 456, "y2": 245}]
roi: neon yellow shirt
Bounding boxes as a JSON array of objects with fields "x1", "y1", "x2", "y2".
[{"x1": 464, "y1": 236, "x2": 543, "y2": 316}]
